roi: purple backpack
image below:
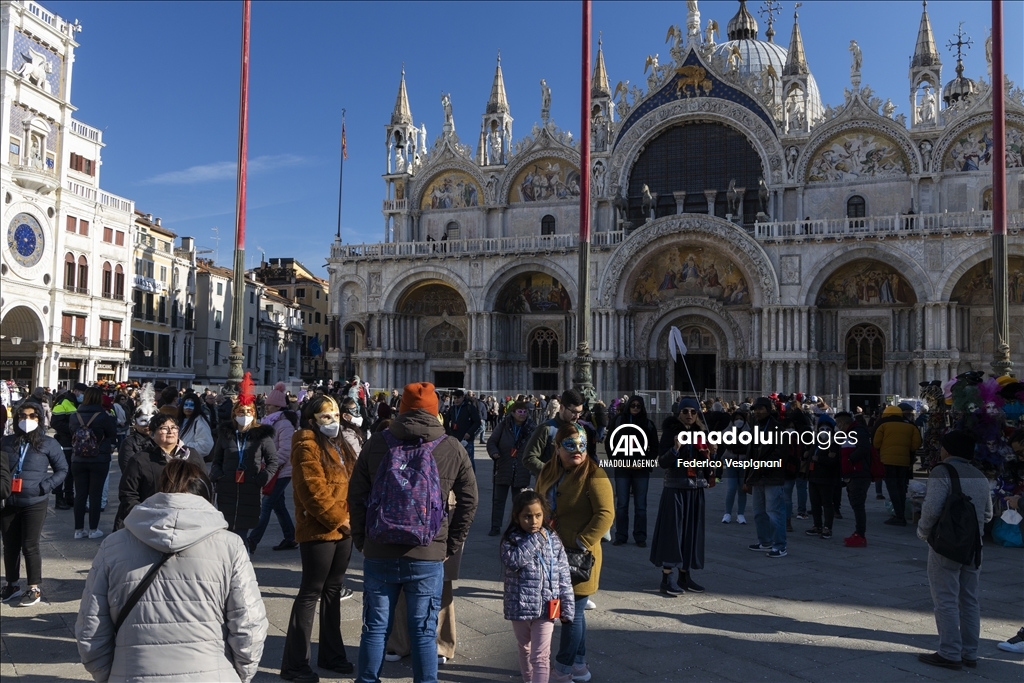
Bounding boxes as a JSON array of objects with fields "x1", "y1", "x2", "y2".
[{"x1": 366, "y1": 430, "x2": 447, "y2": 547}]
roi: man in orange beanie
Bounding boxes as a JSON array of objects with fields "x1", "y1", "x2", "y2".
[{"x1": 399, "y1": 382, "x2": 440, "y2": 415}]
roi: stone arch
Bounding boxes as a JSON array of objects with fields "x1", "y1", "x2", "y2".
[
  {"x1": 797, "y1": 109, "x2": 920, "y2": 181},
  {"x1": 599, "y1": 214, "x2": 779, "y2": 307},
  {"x1": 607, "y1": 97, "x2": 786, "y2": 192},
  {"x1": 411, "y1": 159, "x2": 488, "y2": 211},
  {"x1": 644, "y1": 305, "x2": 740, "y2": 359},
  {"x1": 933, "y1": 112, "x2": 1024, "y2": 174},
  {"x1": 801, "y1": 246, "x2": 932, "y2": 306},
  {"x1": 482, "y1": 259, "x2": 578, "y2": 312},
  {"x1": 936, "y1": 240, "x2": 1024, "y2": 301},
  {"x1": 0, "y1": 303, "x2": 47, "y2": 344},
  {"x1": 499, "y1": 148, "x2": 581, "y2": 205},
  {"x1": 335, "y1": 280, "x2": 364, "y2": 320},
  {"x1": 381, "y1": 267, "x2": 476, "y2": 313}
]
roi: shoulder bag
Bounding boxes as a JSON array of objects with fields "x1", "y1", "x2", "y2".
[{"x1": 113, "y1": 552, "x2": 176, "y2": 637}]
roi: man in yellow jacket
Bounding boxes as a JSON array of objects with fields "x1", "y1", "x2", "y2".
[{"x1": 872, "y1": 404, "x2": 922, "y2": 526}]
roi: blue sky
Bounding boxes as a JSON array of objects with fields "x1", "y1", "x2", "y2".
[{"x1": 47, "y1": 1, "x2": 1023, "y2": 276}]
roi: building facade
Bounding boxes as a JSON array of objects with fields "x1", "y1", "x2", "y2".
[
  {"x1": 128, "y1": 211, "x2": 197, "y2": 387},
  {"x1": 256, "y1": 289, "x2": 304, "y2": 386},
  {"x1": 1, "y1": 0, "x2": 135, "y2": 390},
  {"x1": 326, "y1": 1, "x2": 1024, "y2": 407},
  {"x1": 193, "y1": 261, "x2": 261, "y2": 386}
]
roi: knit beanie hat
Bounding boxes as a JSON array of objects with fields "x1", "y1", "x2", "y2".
[
  {"x1": 266, "y1": 381, "x2": 288, "y2": 408},
  {"x1": 400, "y1": 382, "x2": 439, "y2": 415}
]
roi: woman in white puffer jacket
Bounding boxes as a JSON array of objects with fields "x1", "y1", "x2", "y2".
[{"x1": 76, "y1": 459, "x2": 268, "y2": 682}]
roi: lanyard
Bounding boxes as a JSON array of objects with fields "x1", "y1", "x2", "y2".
[
  {"x1": 453, "y1": 405, "x2": 462, "y2": 426},
  {"x1": 14, "y1": 443, "x2": 29, "y2": 478},
  {"x1": 235, "y1": 433, "x2": 246, "y2": 469},
  {"x1": 536, "y1": 533, "x2": 555, "y2": 593},
  {"x1": 511, "y1": 423, "x2": 522, "y2": 444}
]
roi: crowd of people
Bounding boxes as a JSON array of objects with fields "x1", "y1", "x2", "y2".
[{"x1": 0, "y1": 372, "x2": 1021, "y2": 682}]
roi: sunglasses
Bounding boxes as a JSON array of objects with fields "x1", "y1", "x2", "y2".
[
  {"x1": 629, "y1": 404, "x2": 642, "y2": 409},
  {"x1": 514, "y1": 409, "x2": 528, "y2": 415},
  {"x1": 561, "y1": 438, "x2": 587, "y2": 453},
  {"x1": 680, "y1": 409, "x2": 699, "y2": 416},
  {"x1": 343, "y1": 407, "x2": 360, "y2": 416}
]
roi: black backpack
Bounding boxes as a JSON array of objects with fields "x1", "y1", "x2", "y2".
[{"x1": 927, "y1": 462, "x2": 982, "y2": 568}]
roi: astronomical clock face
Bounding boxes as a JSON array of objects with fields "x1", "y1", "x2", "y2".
[{"x1": 7, "y1": 212, "x2": 45, "y2": 268}]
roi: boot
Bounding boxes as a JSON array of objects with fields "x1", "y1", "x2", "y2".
[
  {"x1": 681, "y1": 570, "x2": 704, "y2": 593},
  {"x1": 659, "y1": 571, "x2": 682, "y2": 596}
]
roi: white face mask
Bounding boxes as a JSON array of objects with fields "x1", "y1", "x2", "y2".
[
  {"x1": 235, "y1": 415, "x2": 254, "y2": 428},
  {"x1": 348, "y1": 415, "x2": 364, "y2": 428},
  {"x1": 19, "y1": 419, "x2": 39, "y2": 434},
  {"x1": 319, "y1": 422, "x2": 341, "y2": 438}
]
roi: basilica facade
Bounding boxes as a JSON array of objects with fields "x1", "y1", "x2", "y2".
[{"x1": 325, "y1": 1, "x2": 1024, "y2": 407}]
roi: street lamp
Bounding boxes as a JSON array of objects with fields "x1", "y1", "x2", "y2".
[{"x1": 11, "y1": 336, "x2": 22, "y2": 345}]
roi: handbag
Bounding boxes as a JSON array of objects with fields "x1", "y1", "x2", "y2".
[
  {"x1": 564, "y1": 546, "x2": 595, "y2": 584},
  {"x1": 113, "y1": 552, "x2": 175, "y2": 637}
]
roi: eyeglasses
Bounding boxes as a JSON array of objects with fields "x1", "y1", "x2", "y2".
[
  {"x1": 629, "y1": 404, "x2": 642, "y2": 409},
  {"x1": 514, "y1": 409, "x2": 528, "y2": 415},
  {"x1": 680, "y1": 409, "x2": 699, "y2": 416},
  {"x1": 564, "y1": 407, "x2": 584, "y2": 418},
  {"x1": 561, "y1": 438, "x2": 587, "y2": 453},
  {"x1": 17, "y1": 413, "x2": 38, "y2": 420},
  {"x1": 155, "y1": 427, "x2": 179, "y2": 434}
]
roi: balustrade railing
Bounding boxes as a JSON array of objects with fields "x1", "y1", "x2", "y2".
[
  {"x1": 754, "y1": 210, "x2": 1023, "y2": 240},
  {"x1": 330, "y1": 231, "x2": 625, "y2": 260}
]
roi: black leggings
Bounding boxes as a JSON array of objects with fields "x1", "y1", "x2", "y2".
[
  {"x1": 808, "y1": 481, "x2": 836, "y2": 530},
  {"x1": 72, "y1": 461, "x2": 108, "y2": 530},
  {"x1": 1, "y1": 500, "x2": 48, "y2": 585},
  {"x1": 282, "y1": 537, "x2": 353, "y2": 674}
]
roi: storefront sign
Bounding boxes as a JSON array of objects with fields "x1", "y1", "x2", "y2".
[
  {"x1": 0, "y1": 359, "x2": 33, "y2": 367},
  {"x1": 59, "y1": 361, "x2": 79, "y2": 369},
  {"x1": 134, "y1": 275, "x2": 162, "y2": 293},
  {"x1": 96, "y1": 363, "x2": 114, "y2": 371}
]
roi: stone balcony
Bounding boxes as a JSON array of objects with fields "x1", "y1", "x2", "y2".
[
  {"x1": 11, "y1": 163, "x2": 59, "y2": 195},
  {"x1": 329, "y1": 231, "x2": 625, "y2": 262}
]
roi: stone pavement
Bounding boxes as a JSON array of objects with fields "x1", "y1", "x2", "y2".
[{"x1": 1, "y1": 456, "x2": 1022, "y2": 683}]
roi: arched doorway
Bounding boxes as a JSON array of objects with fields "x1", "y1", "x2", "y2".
[
  {"x1": 425, "y1": 322, "x2": 466, "y2": 388},
  {"x1": 529, "y1": 327, "x2": 560, "y2": 391},
  {"x1": 673, "y1": 325, "x2": 718, "y2": 395},
  {"x1": 846, "y1": 324, "x2": 884, "y2": 412},
  {"x1": 0, "y1": 305, "x2": 46, "y2": 387},
  {"x1": 397, "y1": 282, "x2": 469, "y2": 388},
  {"x1": 342, "y1": 322, "x2": 365, "y2": 380}
]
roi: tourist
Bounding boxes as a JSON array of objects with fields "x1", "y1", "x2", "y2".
[
  {"x1": 280, "y1": 395, "x2": 357, "y2": 681},
  {"x1": 745, "y1": 397, "x2": 787, "y2": 557},
  {"x1": 916, "y1": 431, "x2": 992, "y2": 670},
  {"x1": 721, "y1": 405, "x2": 750, "y2": 524},
  {"x1": 523, "y1": 389, "x2": 596, "y2": 475},
  {"x1": 209, "y1": 376, "x2": 279, "y2": 542},
  {"x1": 76, "y1": 459, "x2": 267, "y2": 682},
  {"x1": 535, "y1": 423, "x2": 613, "y2": 683},
  {"x1": 501, "y1": 490, "x2": 575, "y2": 683},
  {"x1": 339, "y1": 396, "x2": 366, "y2": 454},
  {"x1": 651, "y1": 397, "x2": 715, "y2": 594},
  {"x1": 248, "y1": 382, "x2": 298, "y2": 554},
  {"x1": 835, "y1": 411, "x2": 872, "y2": 547},
  {"x1": 177, "y1": 389, "x2": 214, "y2": 462},
  {"x1": 348, "y1": 381, "x2": 478, "y2": 683},
  {"x1": 117, "y1": 384, "x2": 155, "y2": 473},
  {"x1": 71, "y1": 387, "x2": 118, "y2": 539},
  {"x1": 486, "y1": 400, "x2": 535, "y2": 535},
  {"x1": 606, "y1": 395, "x2": 657, "y2": 547},
  {"x1": 805, "y1": 415, "x2": 841, "y2": 539},
  {"x1": 444, "y1": 389, "x2": 481, "y2": 471},
  {"x1": 50, "y1": 382, "x2": 86, "y2": 510},
  {"x1": 783, "y1": 403, "x2": 812, "y2": 527},
  {"x1": 873, "y1": 404, "x2": 922, "y2": 527},
  {"x1": 0, "y1": 400, "x2": 67, "y2": 607}
]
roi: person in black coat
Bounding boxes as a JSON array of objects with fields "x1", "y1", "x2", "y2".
[
  {"x1": 209, "y1": 401, "x2": 278, "y2": 541},
  {"x1": 70, "y1": 388, "x2": 118, "y2": 537},
  {"x1": 485, "y1": 401, "x2": 535, "y2": 535},
  {"x1": 445, "y1": 389, "x2": 481, "y2": 471},
  {"x1": 117, "y1": 413, "x2": 153, "y2": 473},
  {"x1": 605, "y1": 395, "x2": 658, "y2": 547}
]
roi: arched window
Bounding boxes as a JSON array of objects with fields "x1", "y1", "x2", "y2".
[
  {"x1": 541, "y1": 215, "x2": 556, "y2": 235},
  {"x1": 64, "y1": 252, "x2": 76, "y2": 289},
  {"x1": 76, "y1": 255, "x2": 89, "y2": 294},
  {"x1": 529, "y1": 327, "x2": 559, "y2": 368},
  {"x1": 847, "y1": 195, "x2": 866, "y2": 218},
  {"x1": 424, "y1": 322, "x2": 465, "y2": 358},
  {"x1": 982, "y1": 188, "x2": 993, "y2": 211},
  {"x1": 102, "y1": 262, "x2": 113, "y2": 297},
  {"x1": 444, "y1": 221, "x2": 460, "y2": 240},
  {"x1": 114, "y1": 265, "x2": 125, "y2": 299},
  {"x1": 846, "y1": 324, "x2": 884, "y2": 371}
]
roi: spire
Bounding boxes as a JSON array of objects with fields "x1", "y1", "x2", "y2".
[
  {"x1": 391, "y1": 67, "x2": 413, "y2": 126},
  {"x1": 783, "y1": 5, "x2": 809, "y2": 76},
  {"x1": 592, "y1": 34, "x2": 611, "y2": 98},
  {"x1": 912, "y1": 1, "x2": 941, "y2": 68},
  {"x1": 486, "y1": 52, "x2": 509, "y2": 115},
  {"x1": 727, "y1": 0, "x2": 758, "y2": 41}
]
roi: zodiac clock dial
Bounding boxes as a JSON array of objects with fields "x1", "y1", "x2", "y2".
[{"x1": 7, "y1": 212, "x2": 45, "y2": 268}]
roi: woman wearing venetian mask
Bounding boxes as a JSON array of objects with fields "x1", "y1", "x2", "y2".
[
  {"x1": 209, "y1": 375, "x2": 278, "y2": 544},
  {"x1": 339, "y1": 396, "x2": 365, "y2": 455},
  {"x1": 177, "y1": 389, "x2": 214, "y2": 462},
  {"x1": 281, "y1": 395, "x2": 357, "y2": 681}
]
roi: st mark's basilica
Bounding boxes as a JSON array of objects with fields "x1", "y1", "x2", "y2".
[{"x1": 325, "y1": 0, "x2": 1024, "y2": 407}]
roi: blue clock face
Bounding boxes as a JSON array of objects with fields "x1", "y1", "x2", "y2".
[{"x1": 7, "y1": 213, "x2": 45, "y2": 268}]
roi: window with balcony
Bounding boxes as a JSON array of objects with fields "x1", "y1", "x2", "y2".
[
  {"x1": 847, "y1": 195, "x2": 867, "y2": 228},
  {"x1": 102, "y1": 262, "x2": 113, "y2": 297},
  {"x1": 99, "y1": 319, "x2": 122, "y2": 348},
  {"x1": 541, "y1": 215, "x2": 556, "y2": 235},
  {"x1": 61, "y1": 313, "x2": 87, "y2": 345},
  {"x1": 114, "y1": 265, "x2": 125, "y2": 299},
  {"x1": 64, "y1": 252, "x2": 76, "y2": 289}
]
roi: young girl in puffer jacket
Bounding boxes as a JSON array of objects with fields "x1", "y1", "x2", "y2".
[{"x1": 501, "y1": 490, "x2": 575, "y2": 683}]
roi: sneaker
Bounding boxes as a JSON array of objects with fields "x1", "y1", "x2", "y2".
[
  {"x1": 1, "y1": 584, "x2": 23, "y2": 603},
  {"x1": 766, "y1": 548, "x2": 788, "y2": 558},
  {"x1": 883, "y1": 517, "x2": 907, "y2": 527},
  {"x1": 722, "y1": 514, "x2": 732, "y2": 524},
  {"x1": 550, "y1": 670, "x2": 574, "y2": 683},
  {"x1": 384, "y1": 652, "x2": 402, "y2": 662},
  {"x1": 796, "y1": 513, "x2": 808, "y2": 520},
  {"x1": 74, "y1": 529, "x2": 87, "y2": 539},
  {"x1": 339, "y1": 587, "x2": 354, "y2": 601},
  {"x1": 571, "y1": 663, "x2": 592, "y2": 681},
  {"x1": 659, "y1": 571, "x2": 682, "y2": 596},
  {"x1": 584, "y1": 598, "x2": 596, "y2": 610},
  {"x1": 844, "y1": 532, "x2": 867, "y2": 548},
  {"x1": 438, "y1": 656, "x2": 448, "y2": 666},
  {"x1": 736, "y1": 514, "x2": 747, "y2": 524},
  {"x1": 917, "y1": 652, "x2": 962, "y2": 670},
  {"x1": 17, "y1": 587, "x2": 41, "y2": 607},
  {"x1": 805, "y1": 527, "x2": 823, "y2": 536},
  {"x1": 821, "y1": 527, "x2": 832, "y2": 539},
  {"x1": 748, "y1": 543, "x2": 772, "y2": 551},
  {"x1": 88, "y1": 529, "x2": 104, "y2": 539},
  {"x1": 682, "y1": 573, "x2": 705, "y2": 593},
  {"x1": 997, "y1": 628, "x2": 1024, "y2": 653}
]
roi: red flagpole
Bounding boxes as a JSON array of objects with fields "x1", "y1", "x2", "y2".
[
  {"x1": 228, "y1": 0, "x2": 252, "y2": 389},
  {"x1": 990, "y1": 0, "x2": 1011, "y2": 376},
  {"x1": 580, "y1": 0, "x2": 592, "y2": 243}
]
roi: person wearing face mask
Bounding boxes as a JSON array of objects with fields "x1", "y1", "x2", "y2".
[
  {"x1": 248, "y1": 383, "x2": 298, "y2": 554},
  {"x1": 177, "y1": 390, "x2": 215, "y2": 463},
  {"x1": 0, "y1": 400, "x2": 68, "y2": 607},
  {"x1": 339, "y1": 397, "x2": 365, "y2": 455},
  {"x1": 49, "y1": 382, "x2": 88, "y2": 510},
  {"x1": 523, "y1": 389, "x2": 597, "y2": 478},
  {"x1": 280, "y1": 395, "x2": 357, "y2": 681},
  {"x1": 486, "y1": 400, "x2": 537, "y2": 536},
  {"x1": 209, "y1": 375, "x2": 279, "y2": 544}
]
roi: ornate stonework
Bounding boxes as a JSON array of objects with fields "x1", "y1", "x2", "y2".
[
  {"x1": 638, "y1": 298, "x2": 746, "y2": 358},
  {"x1": 798, "y1": 117, "x2": 920, "y2": 182}
]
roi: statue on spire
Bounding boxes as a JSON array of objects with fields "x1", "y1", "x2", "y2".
[
  {"x1": 441, "y1": 92, "x2": 454, "y2": 134},
  {"x1": 686, "y1": 0, "x2": 701, "y2": 44},
  {"x1": 849, "y1": 40, "x2": 862, "y2": 88},
  {"x1": 540, "y1": 79, "x2": 551, "y2": 122}
]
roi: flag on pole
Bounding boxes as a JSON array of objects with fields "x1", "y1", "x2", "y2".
[
  {"x1": 341, "y1": 117, "x2": 348, "y2": 160},
  {"x1": 668, "y1": 326, "x2": 687, "y2": 359}
]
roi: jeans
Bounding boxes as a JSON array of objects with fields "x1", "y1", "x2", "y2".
[
  {"x1": 846, "y1": 477, "x2": 871, "y2": 535},
  {"x1": 784, "y1": 478, "x2": 808, "y2": 517},
  {"x1": 72, "y1": 461, "x2": 108, "y2": 531},
  {"x1": 357, "y1": 557, "x2": 444, "y2": 683},
  {"x1": 751, "y1": 484, "x2": 787, "y2": 551},
  {"x1": 1, "y1": 500, "x2": 48, "y2": 585},
  {"x1": 491, "y1": 483, "x2": 525, "y2": 533},
  {"x1": 462, "y1": 440, "x2": 476, "y2": 473},
  {"x1": 808, "y1": 481, "x2": 836, "y2": 529},
  {"x1": 554, "y1": 594, "x2": 589, "y2": 673},
  {"x1": 884, "y1": 465, "x2": 910, "y2": 521},
  {"x1": 248, "y1": 476, "x2": 295, "y2": 547},
  {"x1": 723, "y1": 467, "x2": 747, "y2": 516},
  {"x1": 282, "y1": 538, "x2": 353, "y2": 675},
  {"x1": 927, "y1": 547, "x2": 981, "y2": 661},
  {"x1": 613, "y1": 470, "x2": 649, "y2": 543},
  {"x1": 513, "y1": 618, "x2": 555, "y2": 683}
]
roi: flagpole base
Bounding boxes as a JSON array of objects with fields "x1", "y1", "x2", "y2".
[{"x1": 572, "y1": 341, "x2": 597, "y2": 405}]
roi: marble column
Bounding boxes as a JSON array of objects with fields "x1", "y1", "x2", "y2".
[{"x1": 704, "y1": 189, "x2": 717, "y2": 215}]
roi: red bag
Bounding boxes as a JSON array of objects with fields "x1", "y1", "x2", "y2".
[{"x1": 261, "y1": 471, "x2": 280, "y2": 495}]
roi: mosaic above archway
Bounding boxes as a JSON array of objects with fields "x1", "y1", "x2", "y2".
[
  {"x1": 816, "y1": 260, "x2": 917, "y2": 307},
  {"x1": 397, "y1": 283, "x2": 468, "y2": 316},
  {"x1": 630, "y1": 246, "x2": 749, "y2": 306},
  {"x1": 510, "y1": 157, "x2": 581, "y2": 202},
  {"x1": 807, "y1": 131, "x2": 908, "y2": 182},
  {"x1": 943, "y1": 124, "x2": 1024, "y2": 171},
  {"x1": 420, "y1": 172, "x2": 481, "y2": 210},
  {"x1": 951, "y1": 257, "x2": 1024, "y2": 305},
  {"x1": 496, "y1": 273, "x2": 572, "y2": 313}
]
